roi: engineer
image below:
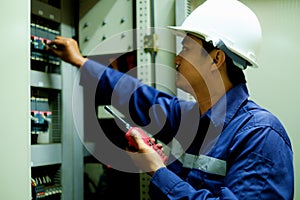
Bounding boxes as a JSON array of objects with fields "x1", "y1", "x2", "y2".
[{"x1": 48, "y1": 0, "x2": 294, "y2": 199}]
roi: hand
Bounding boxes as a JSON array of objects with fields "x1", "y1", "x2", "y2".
[
  {"x1": 46, "y1": 36, "x2": 88, "y2": 68},
  {"x1": 126, "y1": 128, "x2": 166, "y2": 176}
]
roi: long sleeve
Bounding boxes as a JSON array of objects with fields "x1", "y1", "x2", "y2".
[{"x1": 80, "y1": 59, "x2": 198, "y2": 143}]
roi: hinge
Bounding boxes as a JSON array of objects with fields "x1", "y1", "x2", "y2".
[{"x1": 144, "y1": 33, "x2": 158, "y2": 54}]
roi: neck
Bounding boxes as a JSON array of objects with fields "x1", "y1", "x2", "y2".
[{"x1": 193, "y1": 78, "x2": 233, "y2": 115}]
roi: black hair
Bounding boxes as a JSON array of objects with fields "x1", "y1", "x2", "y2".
[
  {"x1": 225, "y1": 57, "x2": 246, "y2": 85},
  {"x1": 201, "y1": 39, "x2": 246, "y2": 86}
]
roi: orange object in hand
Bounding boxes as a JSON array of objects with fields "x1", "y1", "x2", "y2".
[{"x1": 104, "y1": 106, "x2": 168, "y2": 163}]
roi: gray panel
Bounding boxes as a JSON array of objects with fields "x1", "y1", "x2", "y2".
[
  {"x1": 31, "y1": 70, "x2": 62, "y2": 90},
  {"x1": 79, "y1": 0, "x2": 134, "y2": 55},
  {"x1": 31, "y1": 0, "x2": 62, "y2": 22},
  {"x1": 31, "y1": 144, "x2": 62, "y2": 167}
]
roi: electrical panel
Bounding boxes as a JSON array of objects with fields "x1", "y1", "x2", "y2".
[
  {"x1": 30, "y1": 0, "x2": 62, "y2": 144},
  {"x1": 29, "y1": 0, "x2": 178, "y2": 199},
  {"x1": 30, "y1": 0, "x2": 63, "y2": 199}
]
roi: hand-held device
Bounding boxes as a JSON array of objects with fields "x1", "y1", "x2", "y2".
[{"x1": 104, "y1": 106, "x2": 168, "y2": 163}]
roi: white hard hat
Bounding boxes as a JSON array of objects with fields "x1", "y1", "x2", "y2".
[{"x1": 168, "y1": 0, "x2": 262, "y2": 69}]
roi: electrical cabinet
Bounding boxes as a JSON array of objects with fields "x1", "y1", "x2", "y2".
[
  {"x1": 30, "y1": 0, "x2": 63, "y2": 198},
  {"x1": 2, "y1": 0, "x2": 180, "y2": 199},
  {"x1": 29, "y1": 0, "x2": 176, "y2": 199},
  {"x1": 30, "y1": 0, "x2": 83, "y2": 199}
]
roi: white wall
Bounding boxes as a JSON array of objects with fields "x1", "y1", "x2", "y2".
[
  {"x1": 242, "y1": 0, "x2": 300, "y2": 199},
  {"x1": 0, "y1": 0, "x2": 31, "y2": 199}
]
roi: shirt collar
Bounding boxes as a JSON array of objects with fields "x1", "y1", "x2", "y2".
[{"x1": 203, "y1": 84, "x2": 249, "y2": 128}]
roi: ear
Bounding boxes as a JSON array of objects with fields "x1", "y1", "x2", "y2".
[{"x1": 210, "y1": 50, "x2": 226, "y2": 71}]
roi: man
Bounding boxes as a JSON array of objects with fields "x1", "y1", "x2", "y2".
[{"x1": 48, "y1": 0, "x2": 293, "y2": 199}]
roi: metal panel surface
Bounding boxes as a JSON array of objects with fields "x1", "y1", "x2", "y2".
[
  {"x1": 31, "y1": 144, "x2": 62, "y2": 167},
  {"x1": 79, "y1": 0, "x2": 134, "y2": 55},
  {"x1": 31, "y1": 70, "x2": 62, "y2": 90}
]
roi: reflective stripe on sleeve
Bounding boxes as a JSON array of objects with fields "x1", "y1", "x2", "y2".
[
  {"x1": 169, "y1": 139, "x2": 227, "y2": 176},
  {"x1": 181, "y1": 153, "x2": 226, "y2": 176}
]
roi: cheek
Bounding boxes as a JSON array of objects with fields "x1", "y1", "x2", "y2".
[
  {"x1": 179, "y1": 55, "x2": 209, "y2": 80},
  {"x1": 176, "y1": 69, "x2": 197, "y2": 89},
  {"x1": 183, "y1": 66, "x2": 203, "y2": 81}
]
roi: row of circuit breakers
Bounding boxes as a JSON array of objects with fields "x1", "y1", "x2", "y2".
[{"x1": 31, "y1": 16, "x2": 61, "y2": 73}]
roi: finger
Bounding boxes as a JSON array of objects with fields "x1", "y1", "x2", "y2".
[
  {"x1": 48, "y1": 48, "x2": 62, "y2": 57},
  {"x1": 129, "y1": 129, "x2": 149, "y2": 150},
  {"x1": 53, "y1": 35, "x2": 67, "y2": 42},
  {"x1": 48, "y1": 36, "x2": 72, "y2": 48},
  {"x1": 150, "y1": 137, "x2": 156, "y2": 144},
  {"x1": 48, "y1": 38, "x2": 67, "y2": 47},
  {"x1": 55, "y1": 35, "x2": 65, "y2": 40}
]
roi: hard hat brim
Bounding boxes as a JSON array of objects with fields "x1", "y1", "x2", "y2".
[{"x1": 168, "y1": 25, "x2": 206, "y2": 40}]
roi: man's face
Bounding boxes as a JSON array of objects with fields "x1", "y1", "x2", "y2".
[{"x1": 174, "y1": 34, "x2": 213, "y2": 94}]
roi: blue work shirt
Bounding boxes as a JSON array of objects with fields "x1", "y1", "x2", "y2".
[{"x1": 80, "y1": 59, "x2": 294, "y2": 200}]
